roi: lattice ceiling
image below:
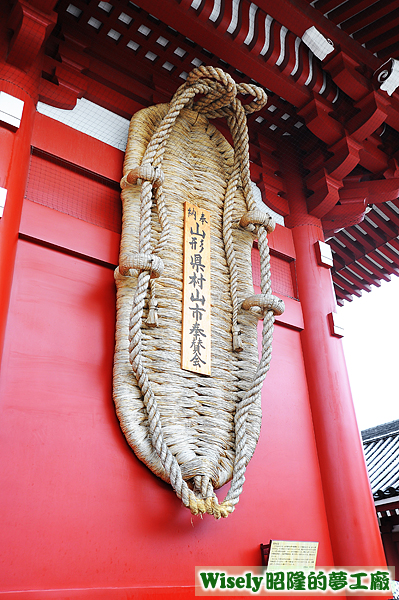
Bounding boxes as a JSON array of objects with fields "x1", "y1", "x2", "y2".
[
  {"x1": 55, "y1": 0, "x2": 308, "y2": 137},
  {"x1": 43, "y1": 0, "x2": 399, "y2": 304}
]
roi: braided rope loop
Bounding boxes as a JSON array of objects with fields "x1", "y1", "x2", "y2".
[{"x1": 122, "y1": 66, "x2": 281, "y2": 518}]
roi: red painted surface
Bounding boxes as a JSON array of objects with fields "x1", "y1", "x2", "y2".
[
  {"x1": 293, "y1": 223, "x2": 386, "y2": 566},
  {"x1": 0, "y1": 87, "x2": 336, "y2": 598},
  {"x1": 20, "y1": 200, "x2": 120, "y2": 267},
  {"x1": 31, "y1": 114, "x2": 124, "y2": 183},
  {"x1": 281, "y1": 139, "x2": 387, "y2": 570},
  {"x1": 0, "y1": 5, "x2": 391, "y2": 595},
  {"x1": 0, "y1": 82, "x2": 36, "y2": 367},
  {"x1": 7, "y1": 0, "x2": 57, "y2": 72},
  {"x1": 25, "y1": 152, "x2": 121, "y2": 233},
  {"x1": 0, "y1": 238, "x2": 333, "y2": 598}
]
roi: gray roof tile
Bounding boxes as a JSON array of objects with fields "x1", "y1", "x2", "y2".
[{"x1": 362, "y1": 420, "x2": 399, "y2": 500}]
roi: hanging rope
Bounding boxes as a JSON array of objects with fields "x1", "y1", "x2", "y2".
[{"x1": 120, "y1": 66, "x2": 284, "y2": 518}]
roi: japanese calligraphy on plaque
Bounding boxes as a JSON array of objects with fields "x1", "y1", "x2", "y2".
[{"x1": 182, "y1": 202, "x2": 211, "y2": 376}]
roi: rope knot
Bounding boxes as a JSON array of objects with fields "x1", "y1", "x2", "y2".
[
  {"x1": 119, "y1": 252, "x2": 164, "y2": 278},
  {"x1": 185, "y1": 66, "x2": 237, "y2": 114},
  {"x1": 240, "y1": 210, "x2": 275, "y2": 233},
  {"x1": 121, "y1": 164, "x2": 165, "y2": 189},
  {"x1": 146, "y1": 298, "x2": 158, "y2": 328},
  {"x1": 241, "y1": 294, "x2": 285, "y2": 318},
  {"x1": 181, "y1": 66, "x2": 267, "y2": 118},
  {"x1": 232, "y1": 324, "x2": 243, "y2": 352}
]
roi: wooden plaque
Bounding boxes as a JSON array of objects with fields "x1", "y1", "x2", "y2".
[{"x1": 181, "y1": 201, "x2": 211, "y2": 376}]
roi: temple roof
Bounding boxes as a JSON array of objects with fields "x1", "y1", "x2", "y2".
[
  {"x1": 362, "y1": 419, "x2": 399, "y2": 500},
  {"x1": 7, "y1": 0, "x2": 399, "y2": 304},
  {"x1": 330, "y1": 199, "x2": 399, "y2": 305},
  {"x1": 308, "y1": 0, "x2": 399, "y2": 63}
]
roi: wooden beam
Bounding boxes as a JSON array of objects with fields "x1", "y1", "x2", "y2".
[
  {"x1": 338, "y1": 0, "x2": 399, "y2": 34},
  {"x1": 338, "y1": 230, "x2": 366, "y2": 258},
  {"x1": 328, "y1": 0, "x2": 377, "y2": 27},
  {"x1": 136, "y1": 0, "x2": 311, "y2": 107},
  {"x1": 333, "y1": 272, "x2": 363, "y2": 297},
  {"x1": 333, "y1": 281, "x2": 354, "y2": 303},
  {"x1": 366, "y1": 210, "x2": 398, "y2": 239},
  {"x1": 337, "y1": 260, "x2": 382, "y2": 287},
  {"x1": 313, "y1": 0, "x2": 346, "y2": 13},
  {"x1": 338, "y1": 267, "x2": 372, "y2": 292},
  {"x1": 354, "y1": 219, "x2": 387, "y2": 247},
  {"x1": 375, "y1": 244, "x2": 399, "y2": 264},
  {"x1": 350, "y1": 263, "x2": 382, "y2": 287},
  {"x1": 358, "y1": 256, "x2": 392, "y2": 282},
  {"x1": 368, "y1": 249, "x2": 399, "y2": 275},
  {"x1": 368, "y1": 30, "x2": 399, "y2": 55},
  {"x1": 330, "y1": 238, "x2": 356, "y2": 263},
  {"x1": 267, "y1": 0, "x2": 380, "y2": 70},
  {"x1": 354, "y1": 10, "x2": 399, "y2": 45}
]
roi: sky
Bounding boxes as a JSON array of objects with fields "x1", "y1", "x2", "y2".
[{"x1": 337, "y1": 274, "x2": 399, "y2": 432}]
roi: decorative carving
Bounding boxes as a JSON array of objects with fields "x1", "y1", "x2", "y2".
[{"x1": 7, "y1": 0, "x2": 57, "y2": 72}]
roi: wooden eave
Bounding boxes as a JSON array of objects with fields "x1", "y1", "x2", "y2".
[{"x1": 7, "y1": 0, "x2": 399, "y2": 305}]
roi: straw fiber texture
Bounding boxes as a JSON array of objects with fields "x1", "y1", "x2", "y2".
[{"x1": 113, "y1": 67, "x2": 283, "y2": 518}]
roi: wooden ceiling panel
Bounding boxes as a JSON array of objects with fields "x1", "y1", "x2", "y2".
[
  {"x1": 328, "y1": 0, "x2": 379, "y2": 25},
  {"x1": 354, "y1": 11, "x2": 399, "y2": 45},
  {"x1": 312, "y1": 0, "x2": 348, "y2": 14},
  {"x1": 338, "y1": 0, "x2": 398, "y2": 34},
  {"x1": 50, "y1": 0, "x2": 399, "y2": 306}
]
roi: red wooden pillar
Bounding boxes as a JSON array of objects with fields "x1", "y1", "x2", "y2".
[
  {"x1": 0, "y1": 0, "x2": 57, "y2": 365},
  {"x1": 0, "y1": 83, "x2": 37, "y2": 365},
  {"x1": 282, "y1": 140, "x2": 387, "y2": 568}
]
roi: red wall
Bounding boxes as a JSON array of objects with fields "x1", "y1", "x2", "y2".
[{"x1": 0, "y1": 114, "x2": 336, "y2": 598}]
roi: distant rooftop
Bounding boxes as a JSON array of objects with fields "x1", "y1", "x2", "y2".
[
  {"x1": 362, "y1": 420, "x2": 399, "y2": 442},
  {"x1": 362, "y1": 420, "x2": 399, "y2": 501}
]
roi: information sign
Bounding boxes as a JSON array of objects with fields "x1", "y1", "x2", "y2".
[{"x1": 267, "y1": 541, "x2": 319, "y2": 570}]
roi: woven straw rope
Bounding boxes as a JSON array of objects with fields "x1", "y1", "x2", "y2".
[{"x1": 114, "y1": 67, "x2": 284, "y2": 519}]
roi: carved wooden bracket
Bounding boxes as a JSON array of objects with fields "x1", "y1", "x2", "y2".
[
  {"x1": 257, "y1": 176, "x2": 289, "y2": 217},
  {"x1": 254, "y1": 135, "x2": 289, "y2": 217},
  {"x1": 306, "y1": 169, "x2": 342, "y2": 218},
  {"x1": 347, "y1": 91, "x2": 390, "y2": 142},
  {"x1": 38, "y1": 34, "x2": 91, "y2": 110},
  {"x1": 304, "y1": 136, "x2": 362, "y2": 220},
  {"x1": 58, "y1": 41, "x2": 91, "y2": 73},
  {"x1": 302, "y1": 90, "x2": 391, "y2": 220},
  {"x1": 360, "y1": 135, "x2": 389, "y2": 174},
  {"x1": 339, "y1": 178, "x2": 399, "y2": 205},
  {"x1": 39, "y1": 52, "x2": 88, "y2": 110},
  {"x1": 384, "y1": 158, "x2": 399, "y2": 179},
  {"x1": 323, "y1": 51, "x2": 370, "y2": 102},
  {"x1": 7, "y1": 0, "x2": 57, "y2": 72},
  {"x1": 322, "y1": 202, "x2": 368, "y2": 240},
  {"x1": 322, "y1": 175, "x2": 399, "y2": 238},
  {"x1": 298, "y1": 95, "x2": 343, "y2": 146},
  {"x1": 325, "y1": 136, "x2": 362, "y2": 181},
  {"x1": 304, "y1": 129, "x2": 361, "y2": 215}
]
